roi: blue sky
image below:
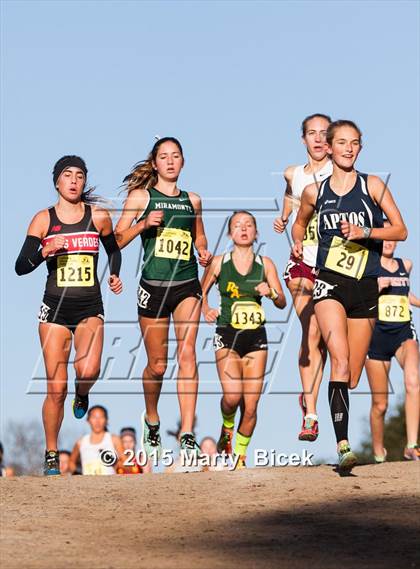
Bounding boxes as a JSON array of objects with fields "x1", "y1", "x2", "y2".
[{"x1": 1, "y1": 0, "x2": 419, "y2": 464}]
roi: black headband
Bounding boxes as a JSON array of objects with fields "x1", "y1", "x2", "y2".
[{"x1": 53, "y1": 155, "x2": 88, "y2": 186}]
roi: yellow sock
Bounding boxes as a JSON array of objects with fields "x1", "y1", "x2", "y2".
[
  {"x1": 222, "y1": 407, "x2": 236, "y2": 430},
  {"x1": 234, "y1": 431, "x2": 251, "y2": 456}
]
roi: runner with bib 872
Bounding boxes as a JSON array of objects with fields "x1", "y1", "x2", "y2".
[{"x1": 292, "y1": 120, "x2": 407, "y2": 472}]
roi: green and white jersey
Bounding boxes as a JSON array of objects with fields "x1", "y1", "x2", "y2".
[
  {"x1": 139, "y1": 187, "x2": 198, "y2": 282},
  {"x1": 216, "y1": 252, "x2": 266, "y2": 329}
]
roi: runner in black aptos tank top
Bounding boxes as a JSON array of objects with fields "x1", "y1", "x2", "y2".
[
  {"x1": 15, "y1": 155, "x2": 122, "y2": 475},
  {"x1": 291, "y1": 120, "x2": 407, "y2": 472},
  {"x1": 365, "y1": 222, "x2": 420, "y2": 462}
]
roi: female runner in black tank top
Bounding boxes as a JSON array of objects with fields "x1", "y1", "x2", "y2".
[
  {"x1": 15, "y1": 156, "x2": 122, "y2": 475},
  {"x1": 115, "y1": 138, "x2": 212, "y2": 459},
  {"x1": 292, "y1": 121, "x2": 407, "y2": 471},
  {"x1": 365, "y1": 221, "x2": 420, "y2": 462}
]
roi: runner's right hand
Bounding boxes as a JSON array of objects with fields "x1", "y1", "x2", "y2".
[
  {"x1": 291, "y1": 240, "x2": 303, "y2": 260},
  {"x1": 42, "y1": 235, "x2": 66, "y2": 257},
  {"x1": 204, "y1": 307, "x2": 220, "y2": 323},
  {"x1": 145, "y1": 210, "x2": 164, "y2": 229},
  {"x1": 273, "y1": 216, "x2": 288, "y2": 233}
]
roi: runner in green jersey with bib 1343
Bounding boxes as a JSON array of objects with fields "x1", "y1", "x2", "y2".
[
  {"x1": 115, "y1": 137, "x2": 212, "y2": 460},
  {"x1": 202, "y1": 211, "x2": 286, "y2": 469}
]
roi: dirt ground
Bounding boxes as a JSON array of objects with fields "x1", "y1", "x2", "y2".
[{"x1": 1, "y1": 462, "x2": 419, "y2": 569}]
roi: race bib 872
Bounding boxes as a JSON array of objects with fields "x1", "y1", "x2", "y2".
[{"x1": 378, "y1": 295, "x2": 410, "y2": 323}]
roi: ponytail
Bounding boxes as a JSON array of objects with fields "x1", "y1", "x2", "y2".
[{"x1": 123, "y1": 155, "x2": 157, "y2": 194}]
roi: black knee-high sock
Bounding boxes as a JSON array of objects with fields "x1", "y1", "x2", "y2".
[{"x1": 328, "y1": 381, "x2": 349, "y2": 443}]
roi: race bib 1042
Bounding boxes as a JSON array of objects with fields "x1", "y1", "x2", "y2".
[
  {"x1": 231, "y1": 301, "x2": 265, "y2": 330},
  {"x1": 378, "y1": 295, "x2": 410, "y2": 323},
  {"x1": 155, "y1": 227, "x2": 192, "y2": 261},
  {"x1": 325, "y1": 236, "x2": 369, "y2": 280},
  {"x1": 57, "y1": 254, "x2": 94, "y2": 287}
]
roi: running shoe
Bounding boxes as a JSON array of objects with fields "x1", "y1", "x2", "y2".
[
  {"x1": 140, "y1": 410, "x2": 162, "y2": 460},
  {"x1": 179, "y1": 432, "x2": 201, "y2": 457},
  {"x1": 233, "y1": 455, "x2": 246, "y2": 470},
  {"x1": 217, "y1": 426, "x2": 233, "y2": 455},
  {"x1": 337, "y1": 442, "x2": 357, "y2": 472},
  {"x1": 374, "y1": 448, "x2": 387, "y2": 464},
  {"x1": 73, "y1": 389, "x2": 89, "y2": 419},
  {"x1": 299, "y1": 417, "x2": 319, "y2": 442},
  {"x1": 404, "y1": 445, "x2": 420, "y2": 461},
  {"x1": 44, "y1": 450, "x2": 60, "y2": 476}
]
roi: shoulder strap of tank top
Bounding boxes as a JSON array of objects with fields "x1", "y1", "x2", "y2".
[
  {"x1": 257, "y1": 254, "x2": 267, "y2": 280},
  {"x1": 46, "y1": 206, "x2": 60, "y2": 233},
  {"x1": 358, "y1": 172, "x2": 377, "y2": 205},
  {"x1": 291, "y1": 164, "x2": 304, "y2": 187},
  {"x1": 396, "y1": 258, "x2": 407, "y2": 274},
  {"x1": 317, "y1": 177, "x2": 330, "y2": 200},
  {"x1": 103, "y1": 431, "x2": 113, "y2": 447},
  {"x1": 82, "y1": 203, "x2": 96, "y2": 232}
]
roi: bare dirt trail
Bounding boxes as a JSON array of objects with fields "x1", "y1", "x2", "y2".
[{"x1": 1, "y1": 462, "x2": 419, "y2": 569}]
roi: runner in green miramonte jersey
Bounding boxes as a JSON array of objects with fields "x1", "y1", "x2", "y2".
[
  {"x1": 202, "y1": 211, "x2": 286, "y2": 470},
  {"x1": 139, "y1": 186, "x2": 198, "y2": 282},
  {"x1": 115, "y1": 137, "x2": 212, "y2": 462}
]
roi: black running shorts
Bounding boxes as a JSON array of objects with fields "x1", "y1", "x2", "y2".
[
  {"x1": 313, "y1": 270, "x2": 378, "y2": 318},
  {"x1": 38, "y1": 295, "x2": 104, "y2": 332},
  {"x1": 137, "y1": 278, "x2": 202, "y2": 319},
  {"x1": 368, "y1": 320, "x2": 418, "y2": 361},
  {"x1": 214, "y1": 325, "x2": 268, "y2": 359}
]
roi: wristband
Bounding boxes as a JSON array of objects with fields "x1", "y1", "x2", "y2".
[
  {"x1": 269, "y1": 287, "x2": 279, "y2": 300},
  {"x1": 362, "y1": 226, "x2": 372, "y2": 239}
]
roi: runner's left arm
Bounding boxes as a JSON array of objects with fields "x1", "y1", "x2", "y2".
[
  {"x1": 341, "y1": 176, "x2": 407, "y2": 241},
  {"x1": 200, "y1": 255, "x2": 222, "y2": 322},
  {"x1": 256, "y1": 257, "x2": 287, "y2": 309},
  {"x1": 93, "y1": 208, "x2": 123, "y2": 294},
  {"x1": 189, "y1": 192, "x2": 212, "y2": 267},
  {"x1": 291, "y1": 183, "x2": 317, "y2": 259},
  {"x1": 404, "y1": 259, "x2": 420, "y2": 308}
]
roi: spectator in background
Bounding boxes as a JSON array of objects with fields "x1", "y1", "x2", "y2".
[
  {"x1": 117, "y1": 427, "x2": 152, "y2": 474},
  {"x1": 59, "y1": 450, "x2": 72, "y2": 476},
  {"x1": 0, "y1": 442, "x2": 15, "y2": 477},
  {"x1": 200, "y1": 437, "x2": 226, "y2": 471},
  {"x1": 69, "y1": 406, "x2": 124, "y2": 475}
]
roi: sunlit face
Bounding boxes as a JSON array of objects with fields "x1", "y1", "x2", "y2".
[
  {"x1": 56, "y1": 167, "x2": 85, "y2": 202},
  {"x1": 121, "y1": 435, "x2": 136, "y2": 452},
  {"x1": 200, "y1": 438, "x2": 217, "y2": 456},
  {"x1": 327, "y1": 126, "x2": 362, "y2": 170},
  {"x1": 153, "y1": 141, "x2": 184, "y2": 181},
  {"x1": 88, "y1": 409, "x2": 107, "y2": 434},
  {"x1": 302, "y1": 117, "x2": 330, "y2": 161},
  {"x1": 229, "y1": 213, "x2": 257, "y2": 246},
  {"x1": 59, "y1": 453, "x2": 70, "y2": 475}
]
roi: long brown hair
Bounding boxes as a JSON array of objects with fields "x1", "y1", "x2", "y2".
[
  {"x1": 123, "y1": 137, "x2": 184, "y2": 194},
  {"x1": 326, "y1": 120, "x2": 362, "y2": 146}
]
